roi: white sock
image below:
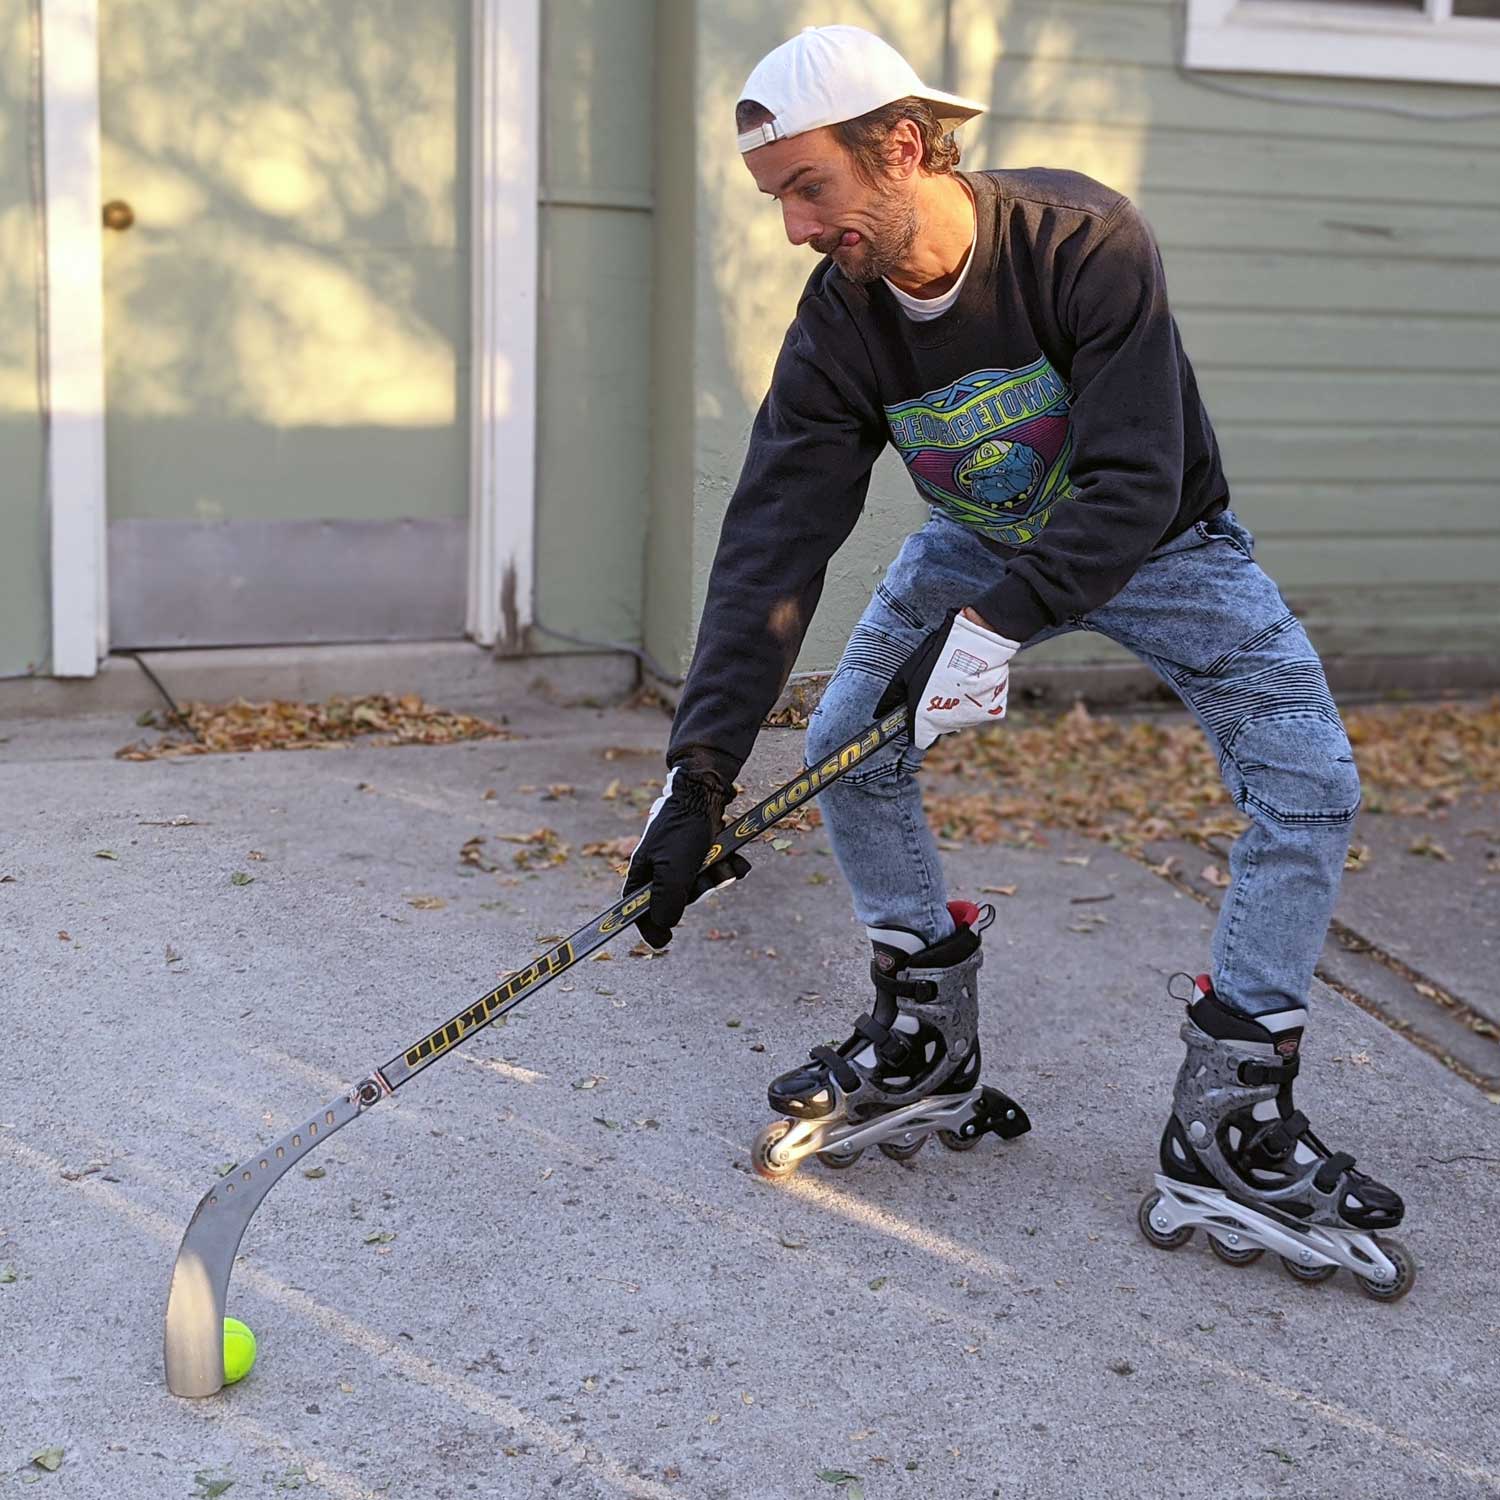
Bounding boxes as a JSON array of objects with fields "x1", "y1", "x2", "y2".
[
  {"x1": 1248, "y1": 1008, "x2": 1316, "y2": 1163},
  {"x1": 856, "y1": 927, "x2": 929, "y2": 1072}
]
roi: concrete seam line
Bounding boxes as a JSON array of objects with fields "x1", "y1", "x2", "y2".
[{"x1": 1150, "y1": 1333, "x2": 1500, "y2": 1490}]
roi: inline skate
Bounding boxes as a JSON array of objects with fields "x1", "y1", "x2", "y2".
[
  {"x1": 1138, "y1": 973, "x2": 1414, "y2": 1300},
  {"x1": 751, "y1": 900, "x2": 1030, "y2": 1178}
]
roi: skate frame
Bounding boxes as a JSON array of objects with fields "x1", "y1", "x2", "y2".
[
  {"x1": 1149, "y1": 1174, "x2": 1403, "y2": 1283},
  {"x1": 163, "y1": 708, "x2": 910, "y2": 1396},
  {"x1": 767, "y1": 1086, "x2": 1030, "y2": 1169}
]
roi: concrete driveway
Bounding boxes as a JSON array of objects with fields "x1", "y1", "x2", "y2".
[{"x1": 2, "y1": 700, "x2": 1496, "y2": 1499}]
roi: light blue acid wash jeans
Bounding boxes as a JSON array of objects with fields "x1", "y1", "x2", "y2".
[{"x1": 804, "y1": 507, "x2": 1359, "y2": 1019}]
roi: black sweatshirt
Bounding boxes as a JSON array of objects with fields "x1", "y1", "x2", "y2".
[{"x1": 668, "y1": 168, "x2": 1228, "y2": 788}]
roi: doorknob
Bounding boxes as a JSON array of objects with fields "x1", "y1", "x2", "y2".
[{"x1": 102, "y1": 199, "x2": 135, "y2": 231}]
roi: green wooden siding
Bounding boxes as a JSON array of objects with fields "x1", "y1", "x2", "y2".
[
  {"x1": 959, "y1": 0, "x2": 1500, "y2": 667},
  {"x1": 532, "y1": 0, "x2": 655, "y2": 655},
  {"x1": 644, "y1": 0, "x2": 699, "y2": 679},
  {"x1": 664, "y1": 0, "x2": 1500, "y2": 680},
  {"x1": 0, "y1": 3, "x2": 49, "y2": 677}
]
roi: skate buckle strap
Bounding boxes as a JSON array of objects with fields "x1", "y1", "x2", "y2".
[
  {"x1": 809, "y1": 1044, "x2": 862, "y2": 1094},
  {"x1": 852, "y1": 1012, "x2": 911, "y2": 1066},
  {"x1": 1313, "y1": 1150, "x2": 1356, "y2": 1194},
  {"x1": 1247, "y1": 1108, "x2": 1309, "y2": 1162},
  {"x1": 869, "y1": 961, "x2": 938, "y2": 1002},
  {"x1": 1238, "y1": 1055, "x2": 1300, "y2": 1087}
]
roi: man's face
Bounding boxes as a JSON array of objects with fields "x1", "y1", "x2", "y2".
[{"x1": 745, "y1": 128, "x2": 918, "y2": 284}]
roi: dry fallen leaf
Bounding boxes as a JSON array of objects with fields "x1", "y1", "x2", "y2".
[
  {"x1": 1408, "y1": 836, "x2": 1451, "y2": 862},
  {"x1": 460, "y1": 835, "x2": 499, "y2": 873},
  {"x1": 580, "y1": 836, "x2": 636, "y2": 874},
  {"x1": 407, "y1": 896, "x2": 447, "y2": 911},
  {"x1": 498, "y1": 828, "x2": 570, "y2": 870}
]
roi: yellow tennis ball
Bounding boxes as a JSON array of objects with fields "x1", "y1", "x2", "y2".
[{"x1": 222, "y1": 1317, "x2": 257, "y2": 1384}]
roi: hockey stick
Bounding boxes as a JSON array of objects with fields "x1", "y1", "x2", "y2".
[{"x1": 163, "y1": 706, "x2": 909, "y2": 1396}]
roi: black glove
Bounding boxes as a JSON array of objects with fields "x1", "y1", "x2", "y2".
[{"x1": 622, "y1": 767, "x2": 750, "y2": 949}]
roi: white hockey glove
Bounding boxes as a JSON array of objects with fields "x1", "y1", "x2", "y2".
[{"x1": 875, "y1": 608, "x2": 1021, "y2": 751}]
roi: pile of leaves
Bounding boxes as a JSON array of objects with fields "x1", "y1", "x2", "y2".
[
  {"x1": 117, "y1": 694, "x2": 510, "y2": 761},
  {"x1": 1344, "y1": 698, "x2": 1500, "y2": 810},
  {"x1": 920, "y1": 696, "x2": 1500, "y2": 854}
]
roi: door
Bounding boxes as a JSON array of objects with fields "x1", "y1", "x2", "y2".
[{"x1": 98, "y1": 0, "x2": 471, "y2": 647}]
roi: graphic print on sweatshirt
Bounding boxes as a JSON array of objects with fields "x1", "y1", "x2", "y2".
[{"x1": 884, "y1": 355, "x2": 1078, "y2": 545}]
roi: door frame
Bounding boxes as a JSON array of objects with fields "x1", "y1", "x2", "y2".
[
  {"x1": 467, "y1": 0, "x2": 540, "y2": 652},
  {"x1": 42, "y1": 0, "x2": 109, "y2": 677},
  {"x1": 42, "y1": 0, "x2": 540, "y2": 675}
]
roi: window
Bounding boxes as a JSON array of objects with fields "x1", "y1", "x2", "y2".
[{"x1": 1185, "y1": 0, "x2": 1500, "y2": 86}]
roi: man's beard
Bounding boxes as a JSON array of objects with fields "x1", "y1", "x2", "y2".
[{"x1": 824, "y1": 187, "x2": 919, "y2": 284}]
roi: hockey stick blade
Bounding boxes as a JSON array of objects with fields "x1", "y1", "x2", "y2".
[{"x1": 164, "y1": 708, "x2": 907, "y2": 1395}]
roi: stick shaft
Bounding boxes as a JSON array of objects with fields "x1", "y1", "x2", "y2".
[{"x1": 375, "y1": 707, "x2": 906, "y2": 1092}]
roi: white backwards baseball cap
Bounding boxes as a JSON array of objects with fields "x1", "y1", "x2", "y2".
[{"x1": 737, "y1": 25, "x2": 985, "y2": 155}]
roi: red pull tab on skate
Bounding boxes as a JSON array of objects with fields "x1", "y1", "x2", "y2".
[{"x1": 947, "y1": 899, "x2": 995, "y2": 934}]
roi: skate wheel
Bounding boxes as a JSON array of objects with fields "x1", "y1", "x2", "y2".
[
  {"x1": 936, "y1": 1127, "x2": 981, "y2": 1153},
  {"x1": 1207, "y1": 1233, "x2": 1264, "y2": 1267},
  {"x1": 1137, "y1": 1190, "x2": 1193, "y2": 1250},
  {"x1": 1279, "y1": 1254, "x2": 1337, "y2": 1283},
  {"x1": 878, "y1": 1134, "x2": 926, "y2": 1163},
  {"x1": 750, "y1": 1120, "x2": 799, "y2": 1181},
  {"x1": 1356, "y1": 1236, "x2": 1415, "y2": 1303},
  {"x1": 816, "y1": 1145, "x2": 864, "y2": 1170}
]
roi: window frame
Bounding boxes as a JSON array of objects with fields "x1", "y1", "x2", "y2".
[{"x1": 1184, "y1": 0, "x2": 1500, "y2": 87}]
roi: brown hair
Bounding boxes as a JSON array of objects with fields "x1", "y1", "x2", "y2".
[{"x1": 735, "y1": 96, "x2": 962, "y2": 182}]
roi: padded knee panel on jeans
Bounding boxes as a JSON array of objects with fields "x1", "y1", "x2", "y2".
[
  {"x1": 1226, "y1": 710, "x2": 1361, "y2": 826},
  {"x1": 807, "y1": 635, "x2": 925, "y2": 791}
]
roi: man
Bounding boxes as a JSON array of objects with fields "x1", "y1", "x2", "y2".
[{"x1": 625, "y1": 26, "x2": 1412, "y2": 1295}]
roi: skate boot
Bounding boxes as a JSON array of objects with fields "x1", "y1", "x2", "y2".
[
  {"x1": 1138, "y1": 973, "x2": 1414, "y2": 1300},
  {"x1": 750, "y1": 900, "x2": 1030, "y2": 1179}
]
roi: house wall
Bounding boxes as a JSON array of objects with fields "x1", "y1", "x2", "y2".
[
  {"x1": 0, "y1": 3, "x2": 50, "y2": 678},
  {"x1": 531, "y1": 0, "x2": 655, "y2": 656},
  {"x1": 644, "y1": 0, "x2": 699, "y2": 678},
  {"x1": 6, "y1": 0, "x2": 1495, "y2": 685},
  {"x1": 649, "y1": 0, "x2": 1500, "y2": 681}
]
